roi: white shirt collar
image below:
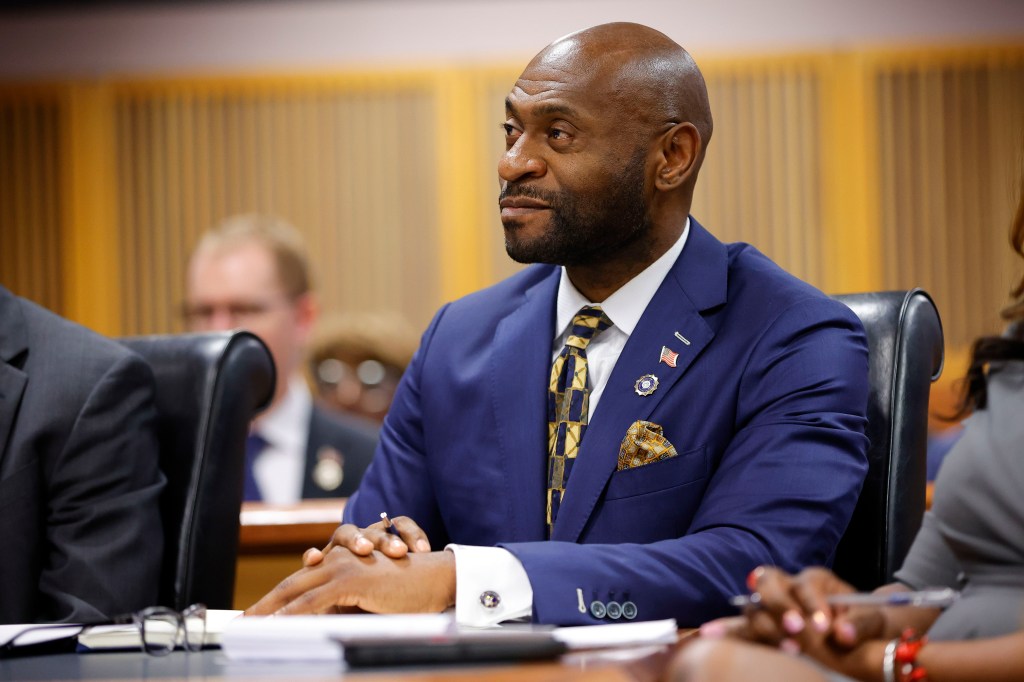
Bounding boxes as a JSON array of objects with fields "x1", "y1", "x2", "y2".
[
  {"x1": 254, "y1": 374, "x2": 311, "y2": 453},
  {"x1": 554, "y1": 217, "x2": 690, "y2": 339}
]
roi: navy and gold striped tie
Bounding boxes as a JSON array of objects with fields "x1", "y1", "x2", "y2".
[{"x1": 547, "y1": 305, "x2": 613, "y2": 533}]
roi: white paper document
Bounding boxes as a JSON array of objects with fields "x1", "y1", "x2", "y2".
[
  {"x1": 221, "y1": 613, "x2": 455, "y2": 662},
  {"x1": 220, "y1": 613, "x2": 676, "y2": 662},
  {"x1": 553, "y1": 618, "x2": 678, "y2": 649},
  {"x1": 0, "y1": 623, "x2": 83, "y2": 649}
]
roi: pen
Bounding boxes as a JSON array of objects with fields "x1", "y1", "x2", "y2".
[
  {"x1": 379, "y1": 512, "x2": 402, "y2": 537},
  {"x1": 729, "y1": 587, "x2": 959, "y2": 609}
]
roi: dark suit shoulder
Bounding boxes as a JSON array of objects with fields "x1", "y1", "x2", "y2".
[{"x1": 13, "y1": 291, "x2": 149, "y2": 385}]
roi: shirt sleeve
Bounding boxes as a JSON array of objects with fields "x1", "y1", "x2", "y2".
[{"x1": 446, "y1": 545, "x2": 533, "y2": 626}]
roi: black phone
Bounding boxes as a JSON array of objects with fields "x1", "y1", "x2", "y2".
[{"x1": 337, "y1": 631, "x2": 567, "y2": 668}]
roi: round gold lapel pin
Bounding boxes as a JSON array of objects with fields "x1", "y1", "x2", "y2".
[
  {"x1": 634, "y1": 374, "x2": 659, "y2": 396},
  {"x1": 313, "y1": 446, "x2": 345, "y2": 491}
]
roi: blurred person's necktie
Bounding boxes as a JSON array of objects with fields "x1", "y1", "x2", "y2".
[{"x1": 243, "y1": 432, "x2": 268, "y2": 502}]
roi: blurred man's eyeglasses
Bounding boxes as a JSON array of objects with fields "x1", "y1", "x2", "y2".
[
  {"x1": 183, "y1": 299, "x2": 290, "y2": 327},
  {"x1": 0, "y1": 603, "x2": 207, "y2": 658}
]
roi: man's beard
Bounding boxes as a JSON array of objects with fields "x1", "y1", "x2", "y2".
[{"x1": 500, "y1": 151, "x2": 652, "y2": 267}]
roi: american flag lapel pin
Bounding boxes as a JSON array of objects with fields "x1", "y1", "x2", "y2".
[{"x1": 659, "y1": 346, "x2": 679, "y2": 368}]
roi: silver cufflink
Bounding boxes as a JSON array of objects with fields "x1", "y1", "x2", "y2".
[{"x1": 479, "y1": 590, "x2": 501, "y2": 608}]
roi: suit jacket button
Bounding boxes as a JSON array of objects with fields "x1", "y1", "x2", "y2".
[
  {"x1": 605, "y1": 601, "x2": 622, "y2": 620},
  {"x1": 479, "y1": 591, "x2": 501, "y2": 608},
  {"x1": 589, "y1": 600, "x2": 607, "y2": 619},
  {"x1": 621, "y1": 601, "x2": 638, "y2": 620}
]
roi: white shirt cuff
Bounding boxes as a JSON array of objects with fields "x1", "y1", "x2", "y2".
[{"x1": 445, "y1": 544, "x2": 533, "y2": 627}]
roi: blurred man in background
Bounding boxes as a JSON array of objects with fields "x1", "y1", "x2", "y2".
[{"x1": 185, "y1": 215, "x2": 377, "y2": 503}]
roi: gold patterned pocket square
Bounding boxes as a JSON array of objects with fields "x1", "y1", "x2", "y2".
[{"x1": 616, "y1": 420, "x2": 679, "y2": 471}]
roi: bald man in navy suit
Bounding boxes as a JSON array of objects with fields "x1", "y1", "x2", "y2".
[{"x1": 248, "y1": 23, "x2": 869, "y2": 627}]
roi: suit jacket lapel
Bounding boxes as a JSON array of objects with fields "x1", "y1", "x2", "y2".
[
  {"x1": 552, "y1": 220, "x2": 729, "y2": 542},
  {"x1": 301, "y1": 409, "x2": 322, "y2": 499},
  {"x1": 0, "y1": 288, "x2": 29, "y2": 471},
  {"x1": 490, "y1": 267, "x2": 560, "y2": 542}
]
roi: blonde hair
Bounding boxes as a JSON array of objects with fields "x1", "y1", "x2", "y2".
[{"x1": 194, "y1": 214, "x2": 312, "y2": 297}]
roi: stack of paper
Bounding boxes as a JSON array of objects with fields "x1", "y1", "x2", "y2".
[{"x1": 219, "y1": 614, "x2": 677, "y2": 662}]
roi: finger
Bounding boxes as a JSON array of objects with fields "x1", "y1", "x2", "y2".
[
  {"x1": 322, "y1": 524, "x2": 374, "y2": 557},
  {"x1": 391, "y1": 516, "x2": 432, "y2": 553},
  {"x1": 274, "y1": 581, "x2": 363, "y2": 616},
  {"x1": 303, "y1": 547, "x2": 324, "y2": 567},
  {"x1": 749, "y1": 567, "x2": 803, "y2": 619},
  {"x1": 831, "y1": 606, "x2": 887, "y2": 648},
  {"x1": 244, "y1": 565, "x2": 334, "y2": 616},
  {"x1": 744, "y1": 604, "x2": 790, "y2": 645},
  {"x1": 359, "y1": 523, "x2": 411, "y2": 558},
  {"x1": 790, "y1": 567, "x2": 850, "y2": 632},
  {"x1": 699, "y1": 616, "x2": 750, "y2": 640}
]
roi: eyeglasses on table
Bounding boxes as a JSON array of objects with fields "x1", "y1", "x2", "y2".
[{"x1": 0, "y1": 603, "x2": 207, "y2": 657}]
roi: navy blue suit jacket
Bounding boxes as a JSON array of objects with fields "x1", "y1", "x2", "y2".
[{"x1": 345, "y1": 219, "x2": 869, "y2": 625}]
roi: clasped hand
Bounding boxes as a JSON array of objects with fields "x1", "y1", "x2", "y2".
[
  {"x1": 244, "y1": 515, "x2": 455, "y2": 617},
  {"x1": 701, "y1": 567, "x2": 893, "y2": 676}
]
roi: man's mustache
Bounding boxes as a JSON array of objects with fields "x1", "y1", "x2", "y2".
[{"x1": 498, "y1": 183, "x2": 560, "y2": 206}]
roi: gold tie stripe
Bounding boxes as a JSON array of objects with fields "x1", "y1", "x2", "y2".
[{"x1": 547, "y1": 305, "x2": 613, "y2": 533}]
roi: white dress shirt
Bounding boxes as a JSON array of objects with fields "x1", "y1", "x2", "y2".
[
  {"x1": 448, "y1": 219, "x2": 691, "y2": 626},
  {"x1": 251, "y1": 375, "x2": 312, "y2": 504}
]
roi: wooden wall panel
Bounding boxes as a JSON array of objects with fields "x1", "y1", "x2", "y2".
[
  {"x1": 112, "y1": 78, "x2": 440, "y2": 334},
  {"x1": 1, "y1": 45, "x2": 1022, "y2": 351},
  {"x1": 874, "y1": 55, "x2": 1024, "y2": 348},
  {"x1": 693, "y1": 59, "x2": 827, "y2": 289},
  {"x1": 0, "y1": 91, "x2": 63, "y2": 313}
]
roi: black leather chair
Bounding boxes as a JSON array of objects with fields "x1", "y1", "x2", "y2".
[
  {"x1": 831, "y1": 290, "x2": 944, "y2": 591},
  {"x1": 119, "y1": 331, "x2": 275, "y2": 610}
]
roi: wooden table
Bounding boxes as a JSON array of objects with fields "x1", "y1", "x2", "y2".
[
  {"x1": 234, "y1": 499, "x2": 346, "y2": 609},
  {"x1": 0, "y1": 630, "x2": 696, "y2": 675},
  {"x1": 0, "y1": 636, "x2": 692, "y2": 681}
]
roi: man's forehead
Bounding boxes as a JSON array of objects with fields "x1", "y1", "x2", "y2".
[
  {"x1": 190, "y1": 243, "x2": 283, "y2": 294},
  {"x1": 506, "y1": 61, "x2": 607, "y2": 115}
]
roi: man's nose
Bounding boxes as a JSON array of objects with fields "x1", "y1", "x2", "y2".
[{"x1": 498, "y1": 136, "x2": 546, "y2": 183}]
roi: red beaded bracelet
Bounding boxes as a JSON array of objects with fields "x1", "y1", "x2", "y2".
[{"x1": 894, "y1": 628, "x2": 929, "y2": 682}]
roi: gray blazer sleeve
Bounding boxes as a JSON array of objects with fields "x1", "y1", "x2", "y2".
[
  {"x1": 893, "y1": 510, "x2": 963, "y2": 590},
  {"x1": 36, "y1": 352, "x2": 165, "y2": 622}
]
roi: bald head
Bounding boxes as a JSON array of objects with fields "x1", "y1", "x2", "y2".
[
  {"x1": 530, "y1": 22, "x2": 713, "y2": 155},
  {"x1": 498, "y1": 23, "x2": 714, "y2": 299}
]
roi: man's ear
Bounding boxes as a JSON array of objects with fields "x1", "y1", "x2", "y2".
[
  {"x1": 654, "y1": 122, "x2": 701, "y2": 192},
  {"x1": 293, "y1": 291, "x2": 319, "y2": 339}
]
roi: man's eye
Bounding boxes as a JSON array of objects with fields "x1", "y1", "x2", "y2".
[
  {"x1": 549, "y1": 128, "x2": 571, "y2": 142},
  {"x1": 501, "y1": 123, "x2": 519, "y2": 136}
]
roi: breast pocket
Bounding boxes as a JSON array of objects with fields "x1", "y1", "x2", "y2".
[
  {"x1": 603, "y1": 444, "x2": 708, "y2": 501},
  {"x1": 582, "y1": 445, "x2": 709, "y2": 544}
]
